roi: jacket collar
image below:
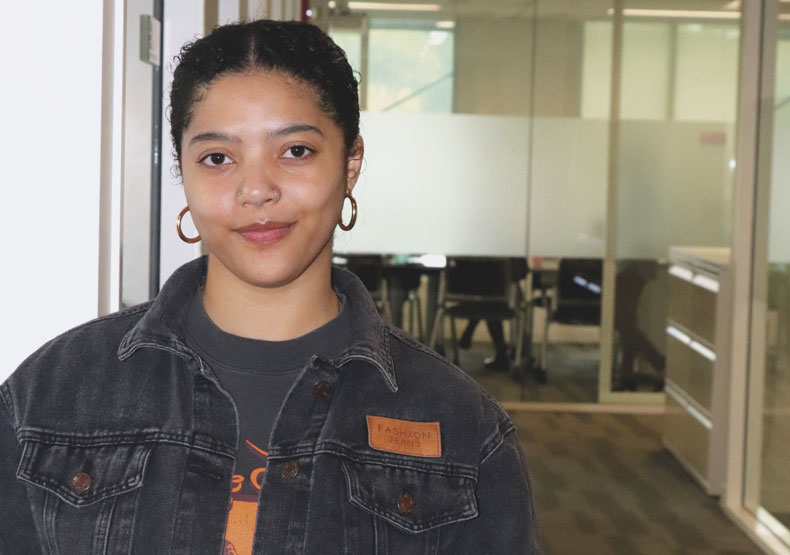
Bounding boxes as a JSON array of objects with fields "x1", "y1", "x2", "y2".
[{"x1": 118, "y1": 256, "x2": 398, "y2": 392}]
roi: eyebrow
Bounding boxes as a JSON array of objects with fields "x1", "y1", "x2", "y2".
[
  {"x1": 188, "y1": 131, "x2": 241, "y2": 146},
  {"x1": 188, "y1": 125, "x2": 324, "y2": 147},
  {"x1": 269, "y1": 124, "x2": 324, "y2": 139}
]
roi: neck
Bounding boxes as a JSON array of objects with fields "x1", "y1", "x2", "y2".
[{"x1": 200, "y1": 251, "x2": 339, "y2": 341}]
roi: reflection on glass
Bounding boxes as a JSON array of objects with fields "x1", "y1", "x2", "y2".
[
  {"x1": 759, "y1": 14, "x2": 790, "y2": 531},
  {"x1": 612, "y1": 260, "x2": 666, "y2": 391},
  {"x1": 121, "y1": 0, "x2": 155, "y2": 308},
  {"x1": 331, "y1": 30, "x2": 362, "y2": 75},
  {"x1": 611, "y1": 4, "x2": 739, "y2": 392},
  {"x1": 368, "y1": 28, "x2": 454, "y2": 112}
]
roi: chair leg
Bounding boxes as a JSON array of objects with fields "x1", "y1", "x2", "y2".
[
  {"x1": 415, "y1": 295, "x2": 424, "y2": 342},
  {"x1": 450, "y1": 316, "x2": 460, "y2": 365},
  {"x1": 540, "y1": 295, "x2": 551, "y2": 377},
  {"x1": 514, "y1": 312, "x2": 525, "y2": 368},
  {"x1": 429, "y1": 307, "x2": 444, "y2": 350},
  {"x1": 407, "y1": 298, "x2": 414, "y2": 337}
]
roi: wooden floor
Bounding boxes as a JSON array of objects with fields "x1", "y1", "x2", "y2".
[
  {"x1": 453, "y1": 340, "x2": 763, "y2": 554},
  {"x1": 458, "y1": 341, "x2": 600, "y2": 403},
  {"x1": 511, "y1": 411, "x2": 761, "y2": 554}
]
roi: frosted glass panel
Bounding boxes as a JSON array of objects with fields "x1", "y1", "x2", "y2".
[
  {"x1": 529, "y1": 118, "x2": 608, "y2": 258},
  {"x1": 337, "y1": 111, "x2": 528, "y2": 256},
  {"x1": 339, "y1": 113, "x2": 612, "y2": 258},
  {"x1": 616, "y1": 121, "x2": 735, "y2": 259}
]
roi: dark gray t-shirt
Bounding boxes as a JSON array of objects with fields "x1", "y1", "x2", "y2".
[{"x1": 183, "y1": 288, "x2": 350, "y2": 506}]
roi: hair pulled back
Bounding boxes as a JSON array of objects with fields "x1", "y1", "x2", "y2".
[{"x1": 169, "y1": 20, "x2": 359, "y2": 163}]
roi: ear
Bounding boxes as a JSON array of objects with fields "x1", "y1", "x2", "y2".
[{"x1": 345, "y1": 135, "x2": 364, "y2": 192}]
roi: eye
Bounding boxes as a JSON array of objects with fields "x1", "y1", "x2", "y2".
[
  {"x1": 282, "y1": 145, "x2": 314, "y2": 159},
  {"x1": 199, "y1": 153, "x2": 233, "y2": 167}
]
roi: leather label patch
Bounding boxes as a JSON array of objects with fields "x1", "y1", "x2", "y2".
[{"x1": 366, "y1": 415, "x2": 441, "y2": 458}]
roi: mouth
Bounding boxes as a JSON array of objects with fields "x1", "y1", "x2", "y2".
[{"x1": 234, "y1": 221, "x2": 293, "y2": 245}]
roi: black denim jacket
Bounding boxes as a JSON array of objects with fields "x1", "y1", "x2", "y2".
[{"x1": 0, "y1": 257, "x2": 540, "y2": 554}]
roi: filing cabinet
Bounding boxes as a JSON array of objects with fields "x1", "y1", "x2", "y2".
[{"x1": 664, "y1": 246, "x2": 732, "y2": 495}]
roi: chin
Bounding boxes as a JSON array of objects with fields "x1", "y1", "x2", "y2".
[
  {"x1": 207, "y1": 232, "x2": 334, "y2": 289},
  {"x1": 237, "y1": 251, "x2": 330, "y2": 290}
]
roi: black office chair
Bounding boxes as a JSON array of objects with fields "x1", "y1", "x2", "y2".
[
  {"x1": 429, "y1": 257, "x2": 527, "y2": 374},
  {"x1": 532, "y1": 258, "x2": 602, "y2": 382}
]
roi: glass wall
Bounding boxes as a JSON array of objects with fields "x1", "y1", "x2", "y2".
[
  {"x1": 745, "y1": 1, "x2": 790, "y2": 546},
  {"x1": 320, "y1": 0, "x2": 740, "y2": 405},
  {"x1": 326, "y1": 2, "x2": 606, "y2": 402},
  {"x1": 605, "y1": 3, "x2": 739, "y2": 398}
]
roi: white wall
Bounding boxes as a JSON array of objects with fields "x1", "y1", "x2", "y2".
[{"x1": 0, "y1": 3, "x2": 111, "y2": 381}]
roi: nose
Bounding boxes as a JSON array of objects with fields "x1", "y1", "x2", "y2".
[{"x1": 237, "y1": 167, "x2": 279, "y2": 207}]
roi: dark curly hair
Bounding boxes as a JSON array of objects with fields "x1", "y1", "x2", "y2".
[{"x1": 169, "y1": 20, "x2": 359, "y2": 163}]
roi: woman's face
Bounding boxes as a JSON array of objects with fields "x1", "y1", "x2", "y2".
[{"x1": 180, "y1": 70, "x2": 363, "y2": 289}]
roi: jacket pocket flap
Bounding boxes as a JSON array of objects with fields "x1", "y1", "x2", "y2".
[
  {"x1": 341, "y1": 459, "x2": 477, "y2": 533},
  {"x1": 17, "y1": 441, "x2": 151, "y2": 507}
]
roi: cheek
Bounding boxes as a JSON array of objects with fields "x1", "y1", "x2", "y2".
[
  {"x1": 183, "y1": 184, "x2": 235, "y2": 231},
  {"x1": 289, "y1": 173, "x2": 346, "y2": 217}
]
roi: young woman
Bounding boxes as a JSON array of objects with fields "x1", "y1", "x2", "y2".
[{"x1": 0, "y1": 20, "x2": 540, "y2": 554}]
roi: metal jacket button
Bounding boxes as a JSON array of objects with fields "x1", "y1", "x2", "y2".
[
  {"x1": 312, "y1": 381, "x2": 331, "y2": 399},
  {"x1": 72, "y1": 472, "x2": 92, "y2": 493},
  {"x1": 282, "y1": 461, "x2": 299, "y2": 478},
  {"x1": 397, "y1": 493, "x2": 415, "y2": 515}
]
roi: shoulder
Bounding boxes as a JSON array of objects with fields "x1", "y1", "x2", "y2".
[
  {"x1": 2, "y1": 303, "x2": 154, "y2": 416},
  {"x1": 13, "y1": 302, "x2": 152, "y2": 373},
  {"x1": 384, "y1": 324, "x2": 515, "y2": 458},
  {"x1": 0, "y1": 299, "x2": 199, "y2": 438}
]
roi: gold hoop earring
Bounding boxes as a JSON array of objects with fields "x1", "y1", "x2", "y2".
[
  {"x1": 339, "y1": 193, "x2": 357, "y2": 231},
  {"x1": 176, "y1": 206, "x2": 201, "y2": 243}
]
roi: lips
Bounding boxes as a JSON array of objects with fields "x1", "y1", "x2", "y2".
[{"x1": 234, "y1": 221, "x2": 293, "y2": 245}]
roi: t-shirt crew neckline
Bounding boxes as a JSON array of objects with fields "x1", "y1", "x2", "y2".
[{"x1": 183, "y1": 287, "x2": 351, "y2": 373}]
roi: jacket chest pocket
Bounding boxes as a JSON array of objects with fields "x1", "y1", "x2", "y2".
[
  {"x1": 341, "y1": 459, "x2": 478, "y2": 555},
  {"x1": 17, "y1": 440, "x2": 152, "y2": 555}
]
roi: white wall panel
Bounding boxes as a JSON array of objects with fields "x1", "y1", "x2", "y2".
[{"x1": 0, "y1": 3, "x2": 107, "y2": 380}]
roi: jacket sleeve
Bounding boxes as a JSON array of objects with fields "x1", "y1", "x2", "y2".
[
  {"x1": 447, "y1": 429, "x2": 542, "y2": 554},
  {"x1": 0, "y1": 387, "x2": 43, "y2": 555}
]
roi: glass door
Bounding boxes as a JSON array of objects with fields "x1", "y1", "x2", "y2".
[
  {"x1": 121, "y1": 0, "x2": 163, "y2": 307},
  {"x1": 744, "y1": 0, "x2": 790, "y2": 547}
]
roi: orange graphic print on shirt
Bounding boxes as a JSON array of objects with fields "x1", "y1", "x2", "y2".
[{"x1": 224, "y1": 440, "x2": 268, "y2": 555}]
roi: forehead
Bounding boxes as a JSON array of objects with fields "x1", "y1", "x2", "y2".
[{"x1": 185, "y1": 70, "x2": 330, "y2": 132}]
